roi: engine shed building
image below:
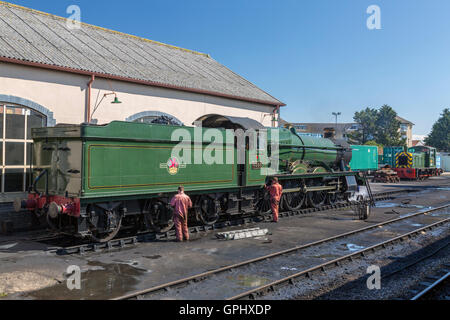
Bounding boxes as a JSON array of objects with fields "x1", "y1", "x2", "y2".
[{"x1": 0, "y1": 1, "x2": 284, "y2": 198}]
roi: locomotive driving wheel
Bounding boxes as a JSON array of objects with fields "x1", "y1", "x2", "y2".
[
  {"x1": 145, "y1": 201, "x2": 174, "y2": 233},
  {"x1": 327, "y1": 192, "x2": 339, "y2": 205},
  {"x1": 308, "y1": 190, "x2": 328, "y2": 208},
  {"x1": 284, "y1": 191, "x2": 307, "y2": 210},
  {"x1": 196, "y1": 196, "x2": 219, "y2": 226},
  {"x1": 256, "y1": 189, "x2": 272, "y2": 216},
  {"x1": 88, "y1": 207, "x2": 123, "y2": 243}
]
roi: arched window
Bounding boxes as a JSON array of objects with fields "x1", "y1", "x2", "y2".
[{"x1": 0, "y1": 96, "x2": 53, "y2": 194}]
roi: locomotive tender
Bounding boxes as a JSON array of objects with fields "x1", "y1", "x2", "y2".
[{"x1": 15, "y1": 115, "x2": 367, "y2": 242}]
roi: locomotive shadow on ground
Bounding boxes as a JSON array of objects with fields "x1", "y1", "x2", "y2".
[
  {"x1": 314, "y1": 211, "x2": 361, "y2": 222},
  {"x1": 0, "y1": 207, "x2": 47, "y2": 235},
  {"x1": 0, "y1": 241, "x2": 52, "y2": 253},
  {"x1": 312, "y1": 235, "x2": 450, "y2": 300},
  {"x1": 309, "y1": 207, "x2": 363, "y2": 222}
]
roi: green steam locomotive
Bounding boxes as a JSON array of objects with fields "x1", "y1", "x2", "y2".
[{"x1": 15, "y1": 116, "x2": 368, "y2": 242}]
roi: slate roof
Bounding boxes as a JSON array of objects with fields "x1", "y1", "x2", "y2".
[{"x1": 0, "y1": 1, "x2": 283, "y2": 106}]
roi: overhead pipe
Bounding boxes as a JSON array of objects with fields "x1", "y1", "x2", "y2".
[
  {"x1": 272, "y1": 105, "x2": 281, "y2": 127},
  {"x1": 86, "y1": 74, "x2": 95, "y2": 123}
]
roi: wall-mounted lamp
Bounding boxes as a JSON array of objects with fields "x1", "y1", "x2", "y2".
[
  {"x1": 111, "y1": 96, "x2": 122, "y2": 104},
  {"x1": 90, "y1": 92, "x2": 122, "y2": 122}
]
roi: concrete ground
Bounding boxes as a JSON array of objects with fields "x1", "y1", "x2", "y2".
[{"x1": 0, "y1": 175, "x2": 448, "y2": 300}]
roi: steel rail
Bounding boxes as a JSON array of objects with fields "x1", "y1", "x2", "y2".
[
  {"x1": 226, "y1": 217, "x2": 450, "y2": 300},
  {"x1": 411, "y1": 271, "x2": 450, "y2": 300},
  {"x1": 112, "y1": 203, "x2": 449, "y2": 300},
  {"x1": 381, "y1": 242, "x2": 450, "y2": 280}
]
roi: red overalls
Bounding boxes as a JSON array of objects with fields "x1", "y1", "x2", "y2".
[
  {"x1": 170, "y1": 192, "x2": 193, "y2": 241},
  {"x1": 266, "y1": 182, "x2": 283, "y2": 222}
]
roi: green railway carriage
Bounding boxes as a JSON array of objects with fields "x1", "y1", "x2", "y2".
[{"x1": 17, "y1": 118, "x2": 366, "y2": 242}]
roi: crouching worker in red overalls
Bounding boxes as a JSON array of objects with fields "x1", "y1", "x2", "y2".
[
  {"x1": 170, "y1": 186, "x2": 193, "y2": 242},
  {"x1": 265, "y1": 177, "x2": 283, "y2": 223}
]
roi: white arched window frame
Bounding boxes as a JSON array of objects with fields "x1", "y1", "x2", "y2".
[{"x1": 0, "y1": 95, "x2": 55, "y2": 194}]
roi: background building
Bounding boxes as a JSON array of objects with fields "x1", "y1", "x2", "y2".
[
  {"x1": 412, "y1": 134, "x2": 427, "y2": 147},
  {"x1": 289, "y1": 123, "x2": 359, "y2": 140},
  {"x1": 396, "y1": 116, "x2": 414, "y2": 148},
  {"x1": 281, "y1": 116, "x2": 415, "y2": 147},
  {"x1": 0, "y1": 2, "x2": 283, "y2": 198}
]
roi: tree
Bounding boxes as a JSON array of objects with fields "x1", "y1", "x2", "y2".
[
  {"x1": 349, "y1": 105, "x2": 406, "y2": 146},
  {"x1": 364, "y1": 140, "x2": 384, "y2": 155},
  {"x1": 375, "y1": 105, "x2": 404, "y2": 146},
  {"x1": 364, "y1": 140, "x2": 383, "y2": 148},
  {"x1": 348, "y1": 107, "x2": 378, "y2": 144},
  {"x1": 425, "y1": 108, "x2": 450, "y2": 152}
]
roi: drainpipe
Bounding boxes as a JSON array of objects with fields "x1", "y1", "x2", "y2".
[
  {"x1": 272, "y1": 105, "x2": 280, "y2": 127},
  {"x1": 86, "y1": 75, "x2": 95, "y2": 123}
]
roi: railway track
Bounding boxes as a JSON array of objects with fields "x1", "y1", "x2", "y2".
[
  {"x1": 47, "y1": 189, "x2": 417, "y2": 255},
  {"x1": 228, "y1": 218, "x2": 449, "y2": 301},
  {"x1": 410, "y1": 266, "x2": 450, "y2": 300},
  {"x1": 112, "y1": 203, "x2": 450, "y2": 300}
]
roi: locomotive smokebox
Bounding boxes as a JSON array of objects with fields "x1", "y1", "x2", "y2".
[{"x1": 323, "y1": 128, "x2": 353, "y2": 169}]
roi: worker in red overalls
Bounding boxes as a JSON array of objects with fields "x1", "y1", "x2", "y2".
[
  {"x1": 170, "y1": 186, "x2": 193, "y2": 242},
  {"x1": 265, "y1": 177, "x2": 283, "y2": 222}
]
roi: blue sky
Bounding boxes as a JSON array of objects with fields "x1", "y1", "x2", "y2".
[{"x1": 7, "y1": 0, "x2": 450, "y2": 135}]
